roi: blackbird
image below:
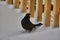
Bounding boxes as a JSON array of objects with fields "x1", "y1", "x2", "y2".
[{"x1": 21, "y1": 13, "x2": 43, "y2": 32}]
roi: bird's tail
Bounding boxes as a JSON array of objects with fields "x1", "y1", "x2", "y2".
[{"x1": 34, "y1": 23, "x2": 43, "y2": 26}]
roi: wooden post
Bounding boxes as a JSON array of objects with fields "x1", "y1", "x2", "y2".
[
  {"x1": 53, "y1": 0, "x2": 59, "y2": 28},
  {"x1": 44, "y1": 0, "x2": 51, "y2": 26},
  {"x1": 59, "y1": 0, "x2": 60, "y2": 27},
  {"x1": 27, "y1": 0, "x2": 30, "y2": 10},
  {"x1": 14, "y1": 0, "x2": 20, "y2": 8},
  {"x1": 30, "y1": 0, "x2": 35, "y2": 17},
  {"x1": 22, "y1": 0, "x2": 27, "y2": 13},
  {"x1": 37, "y1": 0, "x2": 43, "y2": 21},
  {"x1": 42, "y1": 4, "x2": 53, "y2": 12},
  {"x1": 8, "y1": 0, "x2": 13, "y2": 4}
]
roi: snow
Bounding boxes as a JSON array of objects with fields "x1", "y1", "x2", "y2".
[
  {"x1": 0, "y1": 1, "x2": 60, "y2": 40},
  {"x1": 7, "y1": 28, "x2": 60, "y2": 40}
]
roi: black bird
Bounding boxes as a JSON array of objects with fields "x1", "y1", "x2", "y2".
[{"x1": 21, "y1": 13, "x2": 43, "y2": 32}]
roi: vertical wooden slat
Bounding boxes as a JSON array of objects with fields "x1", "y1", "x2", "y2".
[
  {"x1": 8, "y1": 0, "x2": 13, "y2": 4},
  {"x1": 53, "y1": 0, "x2": 59, "y2": 28},
  {"x1": 14, "y1": 0, "x2": 20, "y2": 8},
  {"x1": 37, "y1": 0, "x2": 43, "y2": 21},
  {"x1": 22, "y1": 0, "x2": 27, "y2": 13},
  {"x1": 27, "y1": 0, "x2": 30, "y2": 9},
  {"x1": 44, "y1": 0, "x2": 51, "y2": 26},
  {"x1": 59, "y1": 0, "x2": 60, "y2": 27},
  {"x1": 42, "y1": 4, "x2": 53, "y2": 12},
  {"x1": 30, "y1": 0, "x2": 35, "y2": 17}
]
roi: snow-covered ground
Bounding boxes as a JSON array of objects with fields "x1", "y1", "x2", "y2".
[{"x1": 0, "y1": 1, "x2": 60, "y2": 40}]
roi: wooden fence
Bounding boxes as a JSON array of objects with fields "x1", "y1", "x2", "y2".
[{"x1": 1, "y1": 0, "x2": 60, "y2": 28}]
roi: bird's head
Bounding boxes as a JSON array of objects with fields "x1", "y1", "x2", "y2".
[
  {"x1": 25, "y1": 13, "x2": 31, "y2": 19},
  {"x1": 26, "y1": 13, "x2": 31, "y2": 15}
]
